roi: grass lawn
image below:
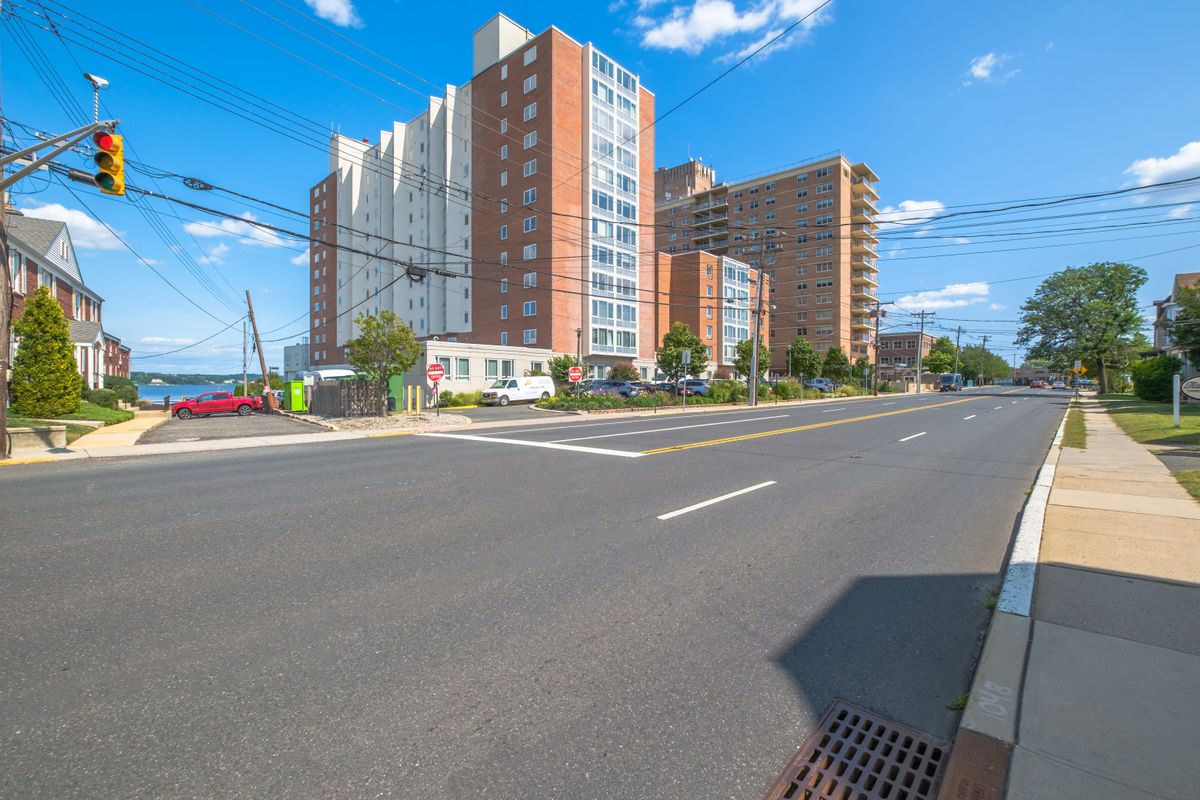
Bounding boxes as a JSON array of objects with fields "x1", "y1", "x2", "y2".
[
  {"x1": 1062, "y1": 404, "x2": 1087, "y2": 448},
  {"x1": 55, "y1": 401, "x2": 135, "y2": 425},
  {"x1": 1176, "y1": 470, "x2": 1200, "y2": 503},
  {"x1": 1097, "y1": 392, "x2": 1136, "y2": 401},
  {"x1": 1103, "y1": 398, "x2": 1200, "y2": 447},
  {"x1": 7, "y1": 415, "x2": 96, "y2": 444}
]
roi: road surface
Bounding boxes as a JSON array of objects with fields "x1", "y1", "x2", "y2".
[{"x1": 0, "y1": 387, "x2": 1067, "y2": 799}]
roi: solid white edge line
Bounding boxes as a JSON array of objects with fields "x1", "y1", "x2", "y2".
[
  {"x1": 996, "y1": 403, "x2": 1070, "y2": 616},
  {"x1": 553, "y1": 414, "x2": 789, "y2": 442},
  {"x1": 898, "y1": 432, "x2": 927, "y2": 442},
  {"x1": 421, "y1": 432, "x2": 644, "y2": 458},
  {"x1": 657, "y1": 480, "x2": 777, "y2": 521},
  {"x1": 964, "y1": 414, "x2": 977, "y2": 420}
]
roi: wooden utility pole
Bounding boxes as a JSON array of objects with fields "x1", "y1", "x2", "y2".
[
  {"x1": 1, "y1": 188, "x2": 11, "y2": 459},
  {"x1": 913, "y1": 310, "x2": 936, "y2": 394},
  {"x1": 245, "y1": 290, "x2": 276, "y2": 411},
  {"x1": 953, "y1": 325, "x2": 962, "y2": 376}
]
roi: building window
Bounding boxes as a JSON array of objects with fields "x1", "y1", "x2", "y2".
[
  {"x1": 500, "y1": 90, "x2": 509, "y2": 107},
  {"x1": 500, "y1": 278, "x2": 508, "y2": 293},
  {"x1": 500, "y1": 304, "x2": 508, "y2": 320},
  {"x1": 523, "y1": 271, "x2": 537, "y2": 289},
  {"x1": 500, "y1": 332, "x2": 508, "y2": 346},
  {"x1": 523, "y1": 243, "x2": 537, "y2": 260},
  {"x1": 523, "y1": 74, "x2": 537, "y2": 94},
  {"x1": 524, "y1": 102, "x2": 537, "y2": 122},
  {"x1": 523, "y1": 300, "x2": 536, "y2": 316},
  {"x1": 500, "y1": 64, "x2": 508, "y2": 80},
  {"x1": 523, "y1": 45, "x2": 537, "y2": 65},
  {"x1": 500, "y1": 170, "x2": 508, "y2": 187},
  {"x1": 500, "y1": 117, "x2": 508, "y2": 134},
  {"x1": 523, "y1": 328, "x2": 537, "y2": 344},
  {"x1": 815, "y1": 166, "x2": 831, "y2": 177},
  {"x1": 486, "y1": 359, "x2": 499, "y2": 379},
  {"x1": 456, "y1": 358, "x2": 470, "y2": 379},
  {"x1": 500, "y1": 224, "x2": 508, "y2": 240},
  {"x1": 817, "y1": 182, "x2": 833, "y2": 193},
  {"x1": 523, "y1": 131, "x2": 537, "y2": 149},
  {"x1": 523, "y1": 159, "x2": 537, "y2": 177},
  {"x1": 706, "y1": 325, "x2": 713, "y2": 338},
  {"x1": 523, "y1": 215, "x2": 537, "y2": 233},
  {"x1": 523, "y1": 187, "x2": 537, "y2": 205},
  {"x1": 500, "y1": 251, "x2": 509, "y2": 266},
  {"x1": 706, "y1": 306, "x2": 713, "y2": 319},
  {"x1": 500, "y1": 144, "x2": 508, "y2": 160}
]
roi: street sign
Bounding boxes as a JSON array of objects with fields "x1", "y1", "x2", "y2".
[
  {"x1": 1077, "y1": 365, "x2": 1087, "y2": 375},
  {"x1": 681, "y1": 349, "x2": 691, "y2": 365},
  {"x1": 426, "y1": 363, "x2": 445, "y2": 383},
  {"x1": 1183, "y1": 376, "x2": 1200, "y2": 401},
  {"x1": 1073, "y1": 359, "x2": 1082, "y2": 371},
  {"x1": 568, "y1": 366, "x2": 583, "y2": 383}
]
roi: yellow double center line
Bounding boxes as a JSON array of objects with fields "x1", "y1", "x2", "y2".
[{"x1": 641, "y1": 396, "x2": 980, "y2": 455}]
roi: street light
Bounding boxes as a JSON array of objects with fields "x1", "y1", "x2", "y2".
[{"x1": 83, "y1": 73, "x2": 109, "y2": 123}]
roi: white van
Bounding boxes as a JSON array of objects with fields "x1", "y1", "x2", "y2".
[{"x1": 481, "y1": 375, "x2": 556, "y2": 406}]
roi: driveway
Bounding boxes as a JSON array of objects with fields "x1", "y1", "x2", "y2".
[
  {"x1": 449, "y1": 403, "x2": 547, "y2": 422},
  {"x1": 139, "y1": 412, "x2": 321, "y2": 444}
]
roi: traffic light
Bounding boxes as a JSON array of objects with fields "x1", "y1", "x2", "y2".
[{"x1": 92, "y1": 130, "x2": 124, "y2": 195}]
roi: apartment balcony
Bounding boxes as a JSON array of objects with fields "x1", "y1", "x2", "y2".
[
  {"x1": 852, "y1": 193, "x2": 878, "y2": 213},
  {"x1": 851, "y1": 330, "x2": 873, "y2": 340},
  {"x1": 692, "y1": 213, "x2": 728, "y2": 228},
  {"x1": 852, "y1": 285, "x2": 878, "y2": 301},
  {"x1": 852, "y1": 270, "x2": 879, "y2": 287},
  {"x1": 851, "y1": 176, "x2": 879, "y2": 199},
  {"x1": 694, "y1": 226, "x2": 728, "y2": 242},
  {"x1": 850, "y1": 223, "x2": 880, "y2": 242},
  {"x1": 852, "y1": 207, "x2": 876, "y2": 224},
  {"x1": 852, "y1": 302, "x2": 876, "y2": 314},
  {"x1": 851, "y1": 319, "x2": 873, "y2": 332},
  {"x1": 851, "y1": 239, "x2": 879, "y2": 257},
  {"x1": 693, "y1": 195, "x2": 729, "y2": 212},
  {"x1": 852, "y1": 256, "x2": 878, "y2": 271}
]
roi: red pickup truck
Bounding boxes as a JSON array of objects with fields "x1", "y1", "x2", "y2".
[{"x1": 172, "y1": 391, "x2": 263, "y2": 419}]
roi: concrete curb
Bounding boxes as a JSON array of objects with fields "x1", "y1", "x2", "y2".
[{"x1": 937, "y1": 401, "x2": 1070, "y2": 800}]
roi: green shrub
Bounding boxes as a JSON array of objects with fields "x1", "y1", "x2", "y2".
[
  {"x1": 713, "y1": 367, "x2": 732, "y2": 380},
  {"x1": 104, "y1": 375, "x2": 138, "y2": 404},
  {"x1": 538, "y1": 394, "x2": 626, "y2": 411},
  {"x1": 626, "y1": 393, "x2": 677, "y2": 408},
  {"x1": 835, "y1": 385, "x2": 866, "y2": 397},
  {"x1": 609, "y1": 362, "x2": 639, "y2": 381},
  {"x1": 450, "y1": 390, "x2": 483, "y2": 406},
  {"x1": 771, "y1": 379, "x2": 803, "y2": 400},
  {"x1": 709, "y1": 379, "x2": 747, "y2": 404},
  {"x1": 1131, "y1": 356, "x2": 1181, "y2": 402},
  {"x1": 85, "y1": 387, "x2": 119, "y2": 409}
]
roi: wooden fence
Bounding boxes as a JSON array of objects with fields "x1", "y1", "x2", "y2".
[{"x1": 309, "y1": 379, "x2": 387, "y2": 417}]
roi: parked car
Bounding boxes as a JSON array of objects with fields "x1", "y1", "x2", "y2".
[
  {"x1": 563, "y1": 379, "x2": 592, "y2": 396},
  {"x1": 482, "y1": 375, "x2": 556, "y2": 406},
  {"x1": 652, "y1": 382, "x2": 680, "y2": 395},
  {"x1": 1029, "y1": 379, "x2": 1046, "y2": 389},
  {"x1": 585, "y1": 380, "x2": 641, "y2": 398},
  {"x1": 1051, "y1": 380, "x2": 1068, "y2": 390},
  {"x1": 804, "y1": 377, "x2": 837, "y2": 393},
  {"x1": 631, "y1": 382, "x2": 660, "y2": 394},
  {"x1": 679, "y1": 379, "x2": 710, "y2": 397},
  {"x1": 172, "y1": 391, "x2": 263, "y2": 419},
  {"x1": 939, "y1": 373, "x2": 964, "y2": 392}
]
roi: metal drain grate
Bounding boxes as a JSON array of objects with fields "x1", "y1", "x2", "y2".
[{"x1": 761, "y1": 701, "x2": 948, "y2": 800}]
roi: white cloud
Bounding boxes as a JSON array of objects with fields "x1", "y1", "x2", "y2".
[
  {"x1": 1168, "y1": 204, "x2": 1194, "y2": 219},
  {"x1": 196, "y1": 243, "x2": 230, "y2": 266},
  {"x1": 138, "y1": 257, "x2": 163, "y2": 267},
  {"x1": 963, "y1": 51, "x2": 1018, "y2": 86},
  {"x1": 291, "y1": 248, "x2": 311, "y2": 266},
  {"x1": 895, "y1": 282, "x2": 989, "y2": 311},
  {"x1": 1124, "y1": 141, "x2": 1200, "y2": 209},
  {"x1": 877, "y1": 199, "x2": 946, "y2": 231},
  {"x1": 140, "y1": 336, "x2": 196, "y2": 346},
  {"x1": 639, "y1": 0, "x2": 830, "y2": 58},
  {"x1": 18, "y1": 202, "x2": 122, "y2": 250},
  {"x1": 988, "y1": 303, "x2": 1006, "y2": 311},
  {"x1": 183, "y1": 211, "x2": 286, "y2": 248},
  {"x1": 303, "y1": 0, "x2": 360, "y2": 27},
  {"x1": 952, "y1": 237, "x2": 972, "y2": 245}
]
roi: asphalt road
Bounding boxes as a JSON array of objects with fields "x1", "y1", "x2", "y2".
[{"x1": 0, "y1": 387, "x2": 1067, "y2": 799}]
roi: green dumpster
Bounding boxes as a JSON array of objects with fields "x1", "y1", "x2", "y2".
[{"x1": 284, "y1": 380, "x2": 308, "y2": 412}]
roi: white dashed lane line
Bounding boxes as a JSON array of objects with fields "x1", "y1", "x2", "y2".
[
  {"x1": 657, "y1": 481, "x2": 777, "y2": 521},
  {"x1": 898, "y1": 432, "x2": 927, "y2": 442},
  {"x1": 964, "y1": 414, "x2": 977, "y2": 420}
]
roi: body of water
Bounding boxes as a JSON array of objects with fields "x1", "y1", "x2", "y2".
[{"x1": 136, "y1": 384, "x2": 237, "y2": 403}]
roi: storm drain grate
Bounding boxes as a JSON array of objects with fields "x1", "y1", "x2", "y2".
[{"x1": 760, "y1": 700, "x2": 948, "y2": 800}]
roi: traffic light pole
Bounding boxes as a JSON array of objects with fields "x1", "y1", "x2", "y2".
[{"x1": 0, "y1": 120, "x2": 118, "y2": 192}]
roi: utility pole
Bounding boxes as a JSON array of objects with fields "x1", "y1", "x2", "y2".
[
  {"x1": 242, "y1": 319, "x2": 249, "y2": 399},
  {"x1": 978, "y1": 335, "x2": 990, "y2": 387},
  {"x1": 871, "y1": 300, "x2": 893, "y2": 396},
  {"x1": 1, "y1": 184, "x2": 10, "y2": 460},
  {"x1": 245, "y1": 290, "x2": 275, "y2": 411},
  {"x1": 913, "y1": 310, "x2": 935, "y2": 394},
  {"x1": 953, "y1": 326, "x2": 962, "y2": 376},
  {"x1": 749, "y1": 265, "x2": 766, "y2": 406}
]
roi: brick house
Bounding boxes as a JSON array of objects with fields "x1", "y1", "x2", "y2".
[{"x1": 6, "y1": 211, "x2": 130, "y2": 388}]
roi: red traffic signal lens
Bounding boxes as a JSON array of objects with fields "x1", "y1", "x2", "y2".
[
  {"x1": 93, "y1": 131, "x2": 115, "y2": 151},
  {"x1": 94, "y1": 172, "x2": 116, "y2": 190}
]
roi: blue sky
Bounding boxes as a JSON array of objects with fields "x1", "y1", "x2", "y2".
[{"x1": 3, "y1": 0, "x2": 1198, "y2": 371}]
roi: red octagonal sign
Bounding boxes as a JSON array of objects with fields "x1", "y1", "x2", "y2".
[
  {"x1": 426, "y1": 363, "x2": 445, "y2": 383},
  {"x1": 568, "y1": 366, "x2": 584, "y2": 383}
]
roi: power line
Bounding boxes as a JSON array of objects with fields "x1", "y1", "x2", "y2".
[{"x1": 135, "y1": 313, "x2": 247, "y2": 358}]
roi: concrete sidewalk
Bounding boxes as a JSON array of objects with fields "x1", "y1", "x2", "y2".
[{"x1": 941, "y1": 398, "x2": 1200, "y2": 799}]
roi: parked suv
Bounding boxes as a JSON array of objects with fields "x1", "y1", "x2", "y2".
[
  {"x1": 585, "y1": 380, "x2": 641, "y2": 398},
  {"x1": 804, "y1": 377, "x2": 837, "y2": 393},
  {"x1": 679, "y1": 379, "x2": 710, "y2": 397}
]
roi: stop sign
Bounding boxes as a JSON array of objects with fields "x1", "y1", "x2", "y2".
[
  {"x1": 426, "y1": 363, "x2": 445, "y2": 383},
  {"x1": 568, "y1": 366, "x2": 584, "y2": 383}
]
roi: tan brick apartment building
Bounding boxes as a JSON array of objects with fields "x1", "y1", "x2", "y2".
[{"x1": 654, "y1": 155, "x2": 881, "y2": 373}]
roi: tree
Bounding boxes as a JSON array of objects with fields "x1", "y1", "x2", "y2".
[
  {"x1": 851, "y1": 357, "x2": 874, "y2": 384},
  {"x1": 609, "y1": 362, "x2": 638, "y2": 381},
  {"x1": 1164, "y1": 285, "x2": 1200, "y2": 367},
  {"x1": 11, "y1": 286, "x2": 81, "y2": 417},
  {"x1": 733, "y1": 337, "x2": 769, "y2": 380},
  {"x1": 548, "y1": 354, "x2": 580, "y2": 385},
  {"x1": 821, "y1": 346, "x2": 851, "y2": 382},
  {"x1": 923, "y1": 336, "x2": 956, "y2": 374},
  {"x1": 788, "y1": 337, "x2": 821, "y2": 380},
  {"x1": 1131, "y1": 355, "x2": 1181, "y2": 401},
  {"x1": 656, "y1": 322, "x2": 707, "y2": 381},
  {"x1": 959, "y1": 345, "x2": 1010, "y2": 384},
  {"x1": 234, "y1": 371, "x2": 285, "y2": 397},
  {"x1": 344, "y1": 311, "x2": 421, "y2": 381},
  {"x1": 1017, "y1": 262, "x2": 1147, "y2": 392}
]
